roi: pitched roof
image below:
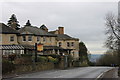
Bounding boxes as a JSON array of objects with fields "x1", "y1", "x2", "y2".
[
  {"x1": 18, "y1": 26, "x2": 57, "y2": 37},
  {"x1": 56, "y1": 34, "x2": 79, "y2": 40},
  {"x1": 40, "y1": 24, "x2": 48, "y2": 30},
  {"x1": 49, "y1": 30, "x2": 58, "y2": 34},
  {"x1": 0, "y1": 23, "x2": 19, "y2": 34}
]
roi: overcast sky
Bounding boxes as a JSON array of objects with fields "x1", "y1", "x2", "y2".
[{"x1": 1, "y1": 1, "x2": 118, "y2": 54}]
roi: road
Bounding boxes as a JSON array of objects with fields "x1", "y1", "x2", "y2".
[{"x1": 10, "y1": 67, "x2": 114, "y2": 79}]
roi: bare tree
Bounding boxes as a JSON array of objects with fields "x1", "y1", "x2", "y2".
[{"x1": 105, "y1": 12, "x2": 120, "y2": 65}]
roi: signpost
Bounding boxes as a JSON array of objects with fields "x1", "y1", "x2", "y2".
[
  {"x1": 35, "y1": 43, "x2": 43, "y2": 62},
  {"x1": 35, "y1": 43, "x2": 37, "y2": 62}
]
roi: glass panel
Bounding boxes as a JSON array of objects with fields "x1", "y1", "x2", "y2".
[
  {"x1": 28, "y1": 35, "x2": 32, "y2": 41},
  {"x1": 71, "y1": 42, "x2": 74, "y2": 46},
  {"x1": 22, "y1": 36, "x2": 26, "y2": 41},
  {"x1": 67, "y1": 42, "x2": 70, "y2": 47},
  {"x1": 10, "y1": 36, "x2": 14, "y2": 42},
  {"x1": 37, "y1": 36, "x2": 40, "y2": 41},
  {"x1": 43, "y1": 37, "x2": 46, "y2": 42}
]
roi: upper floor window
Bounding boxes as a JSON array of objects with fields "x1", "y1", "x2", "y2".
[
  {"x1": 37, "y1": 36, "x2": 40, "y2": 42},
  {"x1": 22, "y1": 36, "x2": 26, "y2": 41},
  {"x1": 10, "y1": 36, "x2": 14, "y2": 42},
  {"x1": 67, "y1": 42, "x2": 70, "y2": 47},
  {"x1": 43, "y1": 37, "x2": 46, "y2": 42},
  {"x1": 71, "y1": 42, "x2": 74, "y2": 46},
  {"x1": 59, "y1": 42, "x2": 62, "y2": 47},
  {"x1": 28, "y1": 35, "x2": 32, "y2": 41}
]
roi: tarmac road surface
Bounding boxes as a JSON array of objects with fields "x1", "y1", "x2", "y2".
[{"x1": 8, "y1": 67, "x2": 115, "y2": 80}]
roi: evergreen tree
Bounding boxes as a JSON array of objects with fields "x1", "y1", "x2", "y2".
[
  {"x1": 79, "y1": 42, "x2": 89, "y2": 63},
  {"x1": 7, "y1": 14, "x2": 20, "y2": 30},
  {"x1": 25, "y1": 20, "x2": 31, "y2": 26}
]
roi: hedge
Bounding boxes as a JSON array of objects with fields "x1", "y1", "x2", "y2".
[{"x1": 2, "y1": 59, "x2": 15, "y2": 74}]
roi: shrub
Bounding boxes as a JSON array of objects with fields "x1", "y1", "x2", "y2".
[
  {"x1": 68, "y1": 55, "x2": 74, "y2": 63},
  {"x1": 48, "y1": 56, "x2": 58, "y2": 64},
  {"x1": 49, "y1": 54, "x2": 61, "y2": 58},
  {"x1": 2, "y1": 59, "x2": 15, "y2": 74},
  {"x1": 88, "y1": 61, "x2": 96, "y2": 66},
  {"x1": 80, "y1": 61, "x2": 88, "y2": 67},
  {"x1": 14, "y1": 57, "x2": 32, "y2": 64},
  {"x1": 37, "y1": 56, "x2": 48, "y2": 63},
  {"x1": 21, "y1": 54, "x2": 32, "y2": 57},
  {"x1": 73, "y1": 60, "x2": 80, "y2": 67},
  {"x1": 8, "y1": 54, "x2": 16, "y2": 61}
]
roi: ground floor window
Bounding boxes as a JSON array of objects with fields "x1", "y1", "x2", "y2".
[
  {"x1": 2, "y1": 50, "x2": 24, "y2": 55},
  {"x1": 0, "y1": 35, "x2": 2, "y2": 42},
  {"x1": 3, "y1": 50, "x2": 14, "y2": 55}
]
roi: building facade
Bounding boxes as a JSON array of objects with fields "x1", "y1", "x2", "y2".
[
  {"x1": 49, "y1": 27, "x2": 79, "y2": 59},
  {"x1": 0, "y1": 23, "x2": 24, "y2": 55},
  {"x1": 1, "y1": 20, "x2": 80, "y2": 59}
]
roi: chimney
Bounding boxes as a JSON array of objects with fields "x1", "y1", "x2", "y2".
[{"x1": 58, "y1": 27, "x2": 64, "y2": 34}]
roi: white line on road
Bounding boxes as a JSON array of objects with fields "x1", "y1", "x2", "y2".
[{"x1": 95, "y1": 68, "x2": 114, "y2": 80}]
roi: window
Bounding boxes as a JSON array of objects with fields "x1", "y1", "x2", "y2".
[
  {"x1": 22, "y1": 36, "x2": 26, "y2": 41},
  {"x1": 0, "y1": 35, "x2": 2, "y2": 42},
  {"x1": 43, "y1": 37, "x2": 46, "y2": 42},
  {"x1": 71, "y1": 42, "x2": 74, "y2": 46},
  {"x1": 10, "y1": 36, "x2": 14, "y2": 42},
  {"x1": 4, "y1": 50, "x2": 14, "y2": 55},
  {"x1": 67, "y1": 42, "x2": 70, "y2": 47},
  {"x1": 59, "y1": 42, "x2": 62, "y2": 47},
  {"x1": 37, "y1": 37, "x2": 40, "y2": 42},
  {"x1": 28, "y1": 35, "x2": 32, "y2": 41},
  {"x1": 49, "y1": 37, "x2": 52, "y2": 42}
]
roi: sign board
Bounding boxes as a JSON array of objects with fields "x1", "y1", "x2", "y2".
[{"x1": 37, "y1": 44, "x2": 43, "y2": 51}]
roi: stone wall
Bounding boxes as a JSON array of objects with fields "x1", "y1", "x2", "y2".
[{"x1": 14, "y1": 62, "x2": 54, "y2": 74}]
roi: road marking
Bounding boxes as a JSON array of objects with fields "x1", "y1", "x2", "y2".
[
  {"x1": 97, "y1": 73, "x2": 103, "y2": 78},
  {"x1": 95, "y1": 68, "x2": 113, "y2": 80}
]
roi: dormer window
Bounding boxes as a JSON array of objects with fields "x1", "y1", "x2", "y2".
[
  {"x1": 10, "y1": 36, "x2": 14, "y2": 42},
  {"x1": 28, "y1": 35, "x2": 32, "y2": 41}
]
